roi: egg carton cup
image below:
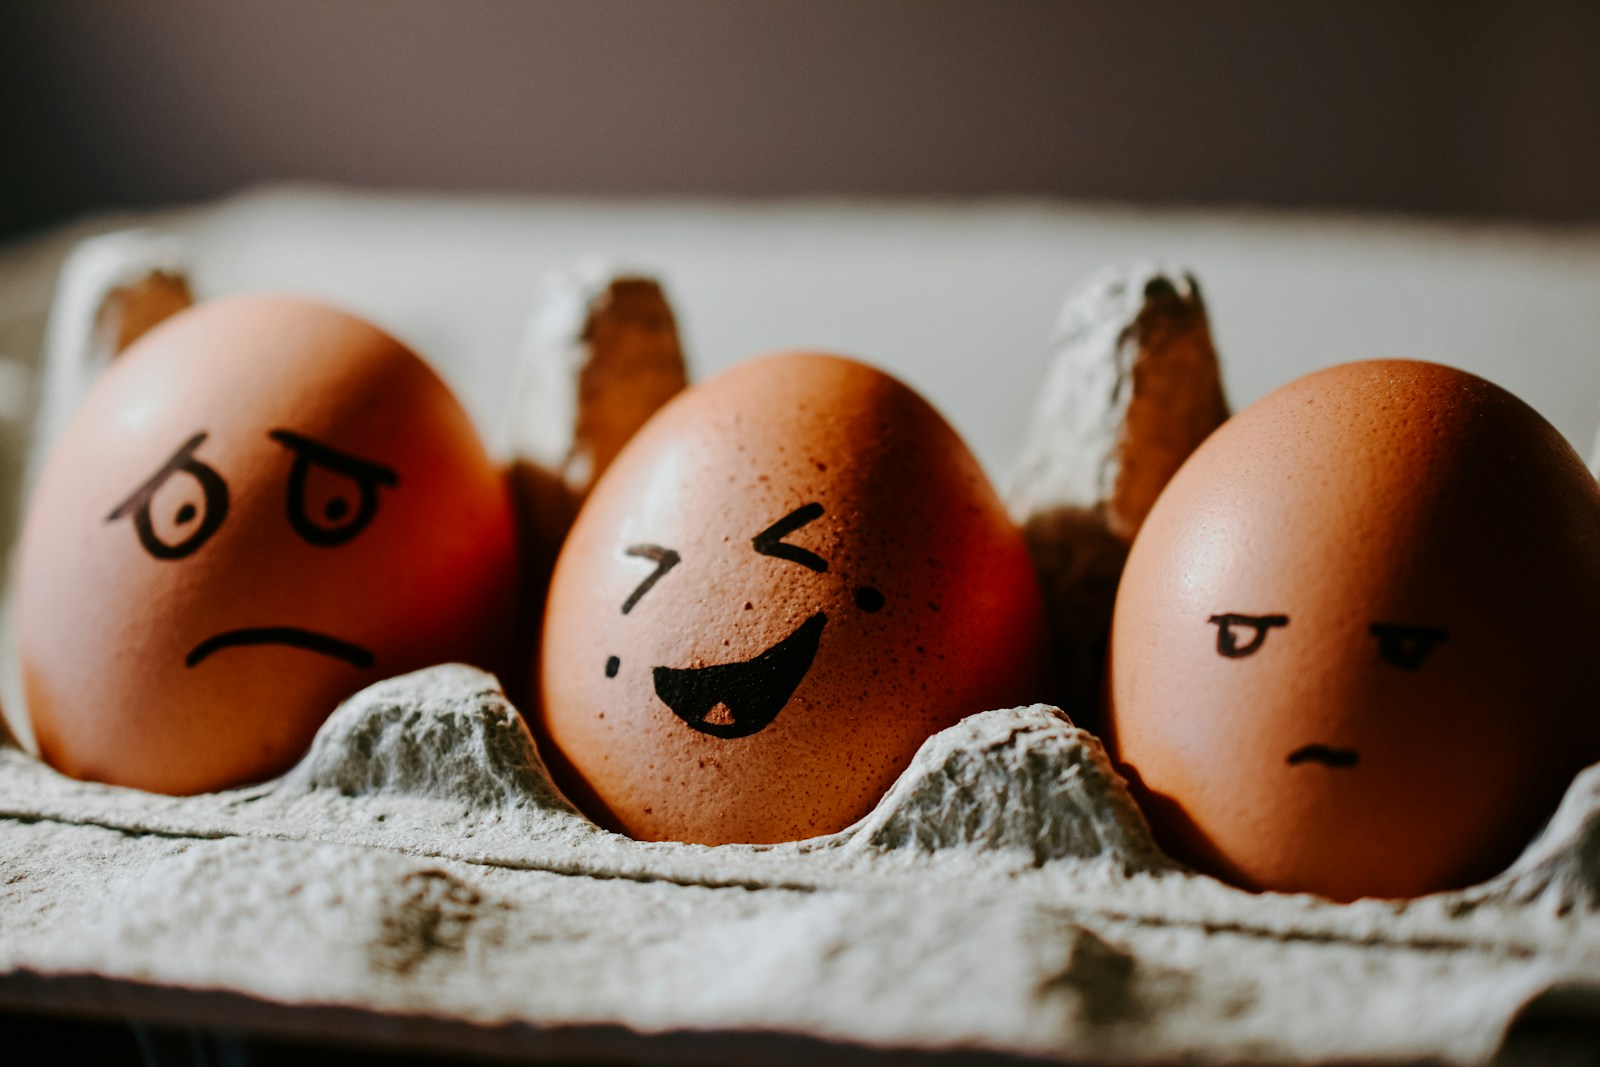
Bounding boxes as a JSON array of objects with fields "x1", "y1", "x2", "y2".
[{"x1": 2, "y1": 237, "x2": 1599, "y2": 1065}]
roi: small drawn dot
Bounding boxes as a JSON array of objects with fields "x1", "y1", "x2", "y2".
[
  {"x1": 325, "y1": 497, "x2": 350, "y2": 521},
  {"x1": 605, "y1": 655, "x2": 620, "y2": 678},
  {"x1": 854, "y1": 585, "x2": 885, "y2": 613},
  {"x1": 175, "y1": 503, "x2": 197, "y2": 525}
]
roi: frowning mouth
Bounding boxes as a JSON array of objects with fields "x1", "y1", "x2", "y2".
[
  {"x1": 186, "y1": 627, "x2": 375, "y2": 670},
  {"x1": 652, "y1": 612, "x2": 827, "y2": 739},
  {"x1": 1287, "y1": 744, "x2": 1359, "y2": 769}
]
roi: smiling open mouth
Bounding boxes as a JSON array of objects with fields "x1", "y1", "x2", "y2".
[
  {"x1": 1286, "y1": 744, "x2": 1360, "y2": 768},
  {"x1": 186, "y1": 627, "x2": 375, "y2": 670},
  {"x1": 652, "y1": 612, "x2": 827, "y2": 739}
]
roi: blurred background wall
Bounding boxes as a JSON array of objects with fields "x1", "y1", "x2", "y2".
[{"x1": 2, "y1": 0, "x2": 1599, "y2": 240}]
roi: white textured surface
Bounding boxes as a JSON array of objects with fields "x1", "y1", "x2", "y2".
[
  {"x1": 4, "y1": 191, "x2": 1600, "y2": 1061},
  {"x1": 3, "y1": 664, "x2": 1599, "y2": 1064}
]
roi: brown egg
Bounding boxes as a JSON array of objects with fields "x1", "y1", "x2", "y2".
[
  {"x1": 17, "y1": 294, "x2": 518, "y2": 794},
  {"x1": 1106, "y1": 360, "x2": 1600, "y2": 901},
  {"x1": 538, "y1": 352, "x2": 1050, "y2": 844}
]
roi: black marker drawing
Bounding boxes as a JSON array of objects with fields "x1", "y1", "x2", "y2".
[
  {"x1": 107, "y1": 432, "x2": 230, "y2": 560},
  {"x1": 1287, "y1": 744, "x2": 1360, "y2": 769},
  {"x1": 753, "y1": 502, "x2": 828, "y2": 572},
  {"x1": 854, "y1": 585, "x2": 885, "y2": 613},
  {"x1": 1370, "y1": 623, "x2": 1448, "y2": 670},
  {"x1": 652, "y1": 612, "x2": 827, "y2": 739},
  {"x1": 621, "y1": 544, "x2": 681, "y2": 614},
  {"x1": 269, "y1": 430, "x2": 398, "y2": 547},
  {"x1": 186, "y1": 626, "x2": 374, "y2": 669},
  {"x1": 1208, "y1": 613, "x2": 1290, "y2": 658}
]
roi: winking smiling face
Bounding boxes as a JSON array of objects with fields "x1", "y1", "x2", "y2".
[{"x1": 536, "y1": 352, "x2": 1050, "y2": 846}]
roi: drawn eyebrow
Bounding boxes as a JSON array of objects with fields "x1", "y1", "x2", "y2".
[
  {"x1": 1207, "y1": 613, "x2": 1289, "y2": 658},
  {"x1": 752, "y1": 502, "x2": 828, "y2": 572},
  {"x1": 268, "y1": 429, "x2": 399, "y2": 548},
  {"x1": 1369, "y1": 622, "x2": 1448, "y2": 670},
  {"x1": 106, "y1": 431, "x2": 230, "y2": 560},
  {"x1": 1287, "y1": 744, "x2": 1359, "y2": 768},
  {"x1": 267, "y1": 430, "x2": 399, "y2": 487},
  {"x1": 621, "y1": 544, "x2": 681, "y2": 615}
]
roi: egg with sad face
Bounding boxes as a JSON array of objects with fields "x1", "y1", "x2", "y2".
[
  {"x1": 17, "y1": 295, "x2": 518, "y2": 795},
  {"x1": 538, "y1": 353, "x2": 1050, "y2": 844}
]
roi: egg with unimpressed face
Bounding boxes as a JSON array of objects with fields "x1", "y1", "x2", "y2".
[
  {"x1": 538, "y1": 352, "x2": 1050, "y2": 844},
  {"x1": 17, "y1": 294, "x2": 518, "y2": 794},
  {"x1": 1106, "y1": 360, "x2": 1600, "y2": 901}
]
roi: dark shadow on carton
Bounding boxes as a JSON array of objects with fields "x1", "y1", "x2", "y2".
[
  {"x1": 502, "y1": 458, "x2": 579, "y2": 714},
  {"x1": 1022, "y1": 504, "x2": 1129, "y2": 735},
  {"x1": 1111, "y1": 758, "x2": 1254, "y2": 892},
  {"x1": 1496, "y1": 985, "x2": 1600, "y2": 1066}
]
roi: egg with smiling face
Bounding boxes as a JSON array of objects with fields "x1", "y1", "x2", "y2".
[
  {"x1": 1105, "y1": 360, "x2": 1600, "y2": 901},
  {"x1": 538, "y1": 352, "x2": 1050, "y2": 844},
  {"x1": 17, "y1": 294, "x2": 518, "y2": 795}
]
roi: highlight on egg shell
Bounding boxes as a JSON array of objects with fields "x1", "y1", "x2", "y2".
[
  {"x1": 16, "y1": 294, "x2": 519, "y2": 795},
  {"x1": 1105, "y1": 359, "x2": 1600, "y2": 901},
  {"x1": 537, "y1": 352, "x2": 1051, "y2": 845}
]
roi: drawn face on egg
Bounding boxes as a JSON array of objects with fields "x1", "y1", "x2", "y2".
[
  {"x1": 1203, "y1": 613, "x2": 1449, "y2": 769},
  {"x1": 539, "y1": 352, "x2": 1050, "y2": 846},
  {"x1": 17, "y1": 295, "x2": 518, "y2": 795},
  {"x1": 106, "y1": 428, "x2": 399, "y2": 670},
  {"x1": 604, "y1": 501, "x2": 885, "y2": 739},
  {"x1": 1106, "y1": 360, "x2": 1600, "y2": 901}
]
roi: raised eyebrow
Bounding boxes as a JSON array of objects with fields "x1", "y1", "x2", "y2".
[
  {"x1": 1369, "y1": 622, "x2": 1449, "y2": 670},
  {"x1": 107, "y1": 431, "x2": 211, "y2": 522},
  {"x1": 621, "y1": 544, "x2": 681, "y2": 615},
  {"x1": 1207, "y1": 612, "x2": 1289, "y2": 659},
  {"x1": 753, "y1": 502, "x2": 828, "y2": 573},
  {"x1": 268, "y1": 429, "x2": 399, "y2": 486}
]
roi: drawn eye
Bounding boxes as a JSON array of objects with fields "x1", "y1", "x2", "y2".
[
  {"x1": 753, "y1": 502, "x2": 828, "y2": 572},
  {"x1": 1207, "y1": 613, "x2": 1289, "y2": 658},
  {"x1": 107, "y1": 432, "x2": 230, "y2": 560},
  {"x1": 269, "y1": 430, "x2": 398, "y2": 547},
  {"x1": 1369, "y1": 623, "x2": 1448, "y2": 669},
  {"x1": 621, "y1": 544, "x2": 681, "y2": 614},
  {"x1": 853, "y1": 585, "x2": 885, "y2": 613}
]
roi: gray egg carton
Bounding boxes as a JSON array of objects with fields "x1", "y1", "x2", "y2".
[{"x1": 2, "y1": 237, "x2": 1598, "y2": 1065}]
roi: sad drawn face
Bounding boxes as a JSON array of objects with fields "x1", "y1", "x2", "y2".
[
  {"x1": 105, "y1": 427, "x2": 401, "y2": 672},
  {"x1": 17, "y1": 295, "x2": 518, "y2": 795},
  {"x1": 538, "y1": 353, "x2": 1050, "y2": 846}
]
